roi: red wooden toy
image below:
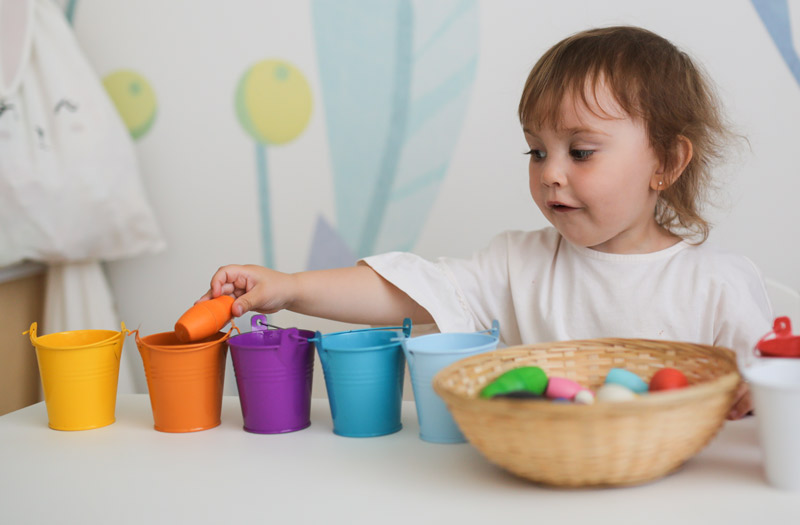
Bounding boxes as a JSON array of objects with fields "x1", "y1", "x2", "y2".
[{"x1": 649, "y1": 367, "x2": 689, "y2": 392}]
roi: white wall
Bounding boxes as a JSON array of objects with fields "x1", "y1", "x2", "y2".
[{"x1": 64, "y1": 0, "x2": 800, "y2": 394}]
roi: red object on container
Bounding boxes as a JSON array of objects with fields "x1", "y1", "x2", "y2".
[
  {"x1": 174, "y1": 295, "x2": 235, "y2": 343},
  {"x1": 649, "y1": 368, "x2": 689, "y2": 392},
  {"x1": 756, "y1": 317, "x2": 800, "y2": 358}
]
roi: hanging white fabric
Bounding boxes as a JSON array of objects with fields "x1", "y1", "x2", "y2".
[
  {"x1": 0, "y1": 1, "x2": 164, "y2": 394},
  {"x1": 43, "y1": 261, "x2": 142, "y2": 394},
  {"x1": 0, "y1": 0, "x2": 165, "y2": 266}
]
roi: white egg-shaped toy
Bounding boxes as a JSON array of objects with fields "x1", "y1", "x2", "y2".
[
  {"x1": 573, "y1": 389, "x2": 595, "y2": 405},
  {"x1": 596, "y1": 383, "x2": 638, "y2": 402}
]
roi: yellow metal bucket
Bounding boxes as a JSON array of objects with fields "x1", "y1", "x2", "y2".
[{"x1": 26, "y1": 322, "x2": 126, "y2": 431}]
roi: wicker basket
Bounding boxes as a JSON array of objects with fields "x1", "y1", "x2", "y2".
[{"x1": 432, "y1": 338, "x2": 741, "y2": 488}]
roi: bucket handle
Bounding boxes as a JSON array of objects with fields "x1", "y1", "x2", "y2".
[
  {"x1": 313, "y1": 318, "x2": 412, "y2": 341},
  {"x1": 250, "y1": 314, "x2": 315, "y2": 344},
  {"x1": 753, "y1": 316, "x2": 793, "y2": 360},
  {"x1": 25, "y1": 321, "x2": 129, "y2": 340},
  {"x1": 25, "y1": 322, "x2": 129, "y2": 359},
  {"x1": 23, "y1": 322, "x2": 38, "y2": 342},
  {"x1": 311, "y1": 317, "x2": 412, "y2": 349},
  {"x1": 479, "y1": 320, "x2": 501, "y2": 339},
  {"x1": 128, "y1": 321, "x2": 240, "y2": 349},
  {"x1": 757, "y1": 316, "x2": 792, "y2": 345},
  {"x1": 353, "y1": 317, "x2": 411, "y2": 338},
  {"x1": 371, "y1": 317, "x2": 412, "y2": 338},
  {"x1": 397, "y1": 320, "x2": 500, "y2": 343},
  {"x1": 251, "y1": 314, "x2": 284, "y2": 332}
]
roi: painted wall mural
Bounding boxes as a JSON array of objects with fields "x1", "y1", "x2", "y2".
[
  {"x1": 65, "y1": 0, "x2": 800, "y2": 282},
  {"x1": 44, "y1": 0, "x2": 800, "y2": 398},
  {"x1": 235, "y1": 59, "x2": 313, "y2": 268},
  {"x1": 103, "y1": 70, "x2": 158, "y2": 140},
  {"x1": 307, "y1": 0, "x2": 479, "y2": 269},
  {"x1": 62, "y1": 0, "x2": 479, "y2": 271},
  {"x1": 66, "y1": 2, "x2": 159, "y2": 143},
  {"x1": 752, "y1": 0, "x2": 800, "y2": 87}
]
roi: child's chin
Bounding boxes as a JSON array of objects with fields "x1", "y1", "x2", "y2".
[{"x1": 558, "y1": 230, "x2": 602, "y2": 249}]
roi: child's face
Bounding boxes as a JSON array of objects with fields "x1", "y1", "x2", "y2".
[{"x1": 523, "y1": 83, "x2": 667, "y2": 254}]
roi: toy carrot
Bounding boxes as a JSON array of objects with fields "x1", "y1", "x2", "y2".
[{"x1": 175, "y1": 295, "x2": 235, "y2": 343}]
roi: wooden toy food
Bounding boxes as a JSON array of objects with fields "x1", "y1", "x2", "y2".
[
  {"x1": 573, "y1": 389, "x2": 595, "y2": 405},
  {"x1": 596, "y1": 383, "x2": 638, "y2": 402},
  {"x1": 649, "y1": 368, "x2": 689, "y2": 391},
  {"x1": 480, "y1": 366, "x2": 548, "y2": 399},
  {"x1": 493, "y1": 390, "x2": 544, "y2": 399},
  {"x1": 174, "y1": 295, "x2": 235, "y2": 343},
  {"x1": 433, "y1": 339, "x2": 740, "y2": 487},
  {"x1": 545, "y1": 377, "x2": 585, "y2": 400},
  {"x1": 605, "y1": 367, "x2": 648, "y2": 393}
]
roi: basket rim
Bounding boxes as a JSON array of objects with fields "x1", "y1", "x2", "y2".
[{"x1": 432, "y1": 338, "x2": 741, "y2": 416}]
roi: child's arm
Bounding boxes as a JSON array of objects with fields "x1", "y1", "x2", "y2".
[{"x1": 198, "y1": 263, "x2": 434, "y2": 326}]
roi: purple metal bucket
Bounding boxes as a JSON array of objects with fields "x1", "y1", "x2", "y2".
[{"x1": 228, "y1": 315, "x2": 315, "y2": 434}]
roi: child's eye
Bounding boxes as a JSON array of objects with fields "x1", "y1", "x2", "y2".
[
  {"x1": 570, "y1": 149, "x2": 593, "y2": 161},
  {"x1": 525, "y1": 149, "x2": 546, "y2": 161}
]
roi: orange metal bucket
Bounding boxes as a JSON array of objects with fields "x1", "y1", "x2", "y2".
[{"x1": 134, "y1": 329, "x2": 230, "y2": 432}]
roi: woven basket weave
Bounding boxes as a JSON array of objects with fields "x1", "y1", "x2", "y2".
[{"x1": 432, "y1": 339, "x2": 740, "y2": 487}]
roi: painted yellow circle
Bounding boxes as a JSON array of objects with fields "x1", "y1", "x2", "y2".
[
  {"x1": 236, "y1": 60, "x2": 312, "y2": 145},
  {"x1": 103, "y1": 70, "x2": 157, "y2": 140}
]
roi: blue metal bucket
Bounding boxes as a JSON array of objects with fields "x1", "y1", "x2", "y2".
[
  {"x1": 403, "y1": 321, "x2": 500, "y2": 443},
  {"x1": 312, "y1": 319, "x2": 411, "y2": 437}
]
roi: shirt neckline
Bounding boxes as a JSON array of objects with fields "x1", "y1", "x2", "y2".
[{"x1": 564, "y1": 236, "x2": 690, "y2": 262}]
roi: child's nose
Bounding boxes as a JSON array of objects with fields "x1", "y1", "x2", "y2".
[{"x1": 540, "y1": 159, "x2": 567, "y2": 187}]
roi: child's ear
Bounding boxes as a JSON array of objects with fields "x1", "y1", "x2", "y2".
[{"x1": 651, "y1": 136, "x2": 693, "y2": 190}]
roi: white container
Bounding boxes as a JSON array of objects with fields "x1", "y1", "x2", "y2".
[{"x1": 742, "y1": 359, "x2": 800, "y2": 490}]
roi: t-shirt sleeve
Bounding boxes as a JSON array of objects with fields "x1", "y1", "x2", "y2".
[
  {"x1": 360, "y1": 233, "x2": 515, "y2": 335},
  {"x1": 359, "y1": 251, "x2": 476, "y2": 333}
]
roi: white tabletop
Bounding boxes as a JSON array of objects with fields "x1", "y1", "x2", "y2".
[{"x1": 1, "y1": 395, "x2": 798, "y2": 525}]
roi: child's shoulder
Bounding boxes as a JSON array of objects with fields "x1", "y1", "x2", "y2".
[
  {"x1": 680, "y1": 241, "x2": 773, "y2": 320},
  {"x1": 677, "y1": 241, "x2": 766, "y2": 289}
]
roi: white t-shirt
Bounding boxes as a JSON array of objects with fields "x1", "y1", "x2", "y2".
[{"x1": 362, "y1": 227, "x2": 773, "y2": 360}]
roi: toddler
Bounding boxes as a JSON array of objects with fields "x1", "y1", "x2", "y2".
[{"x1": 200, "y1": 26, "x2": 773, "y2": 419}]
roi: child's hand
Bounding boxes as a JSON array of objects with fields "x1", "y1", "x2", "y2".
[
  {"x1": 198, "y1": 263, "x2": 433, "y2": 326},
  {"x1": 727, "y1": 381, "x2": 752, "y2": 420},
  {"x1": 196, "y1": 264, "x2": 297, "y2": 317}
]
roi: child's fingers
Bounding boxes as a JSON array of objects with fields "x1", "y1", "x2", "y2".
[
  {"x1": 209, "y1": 265, "x2": 244, "y2": 296},
  {"x1": 207, "y1": 264, "x2": 275, "y2": 317},
  {"x1": 232, "y1": 294, "x2": 252, "y2": 317},
  {"x1": 727, "y1": 383, "x2": 752, "y2": 420},
  {"x1": 195, "y1": 284, "x2": 236, "y2": 305}
]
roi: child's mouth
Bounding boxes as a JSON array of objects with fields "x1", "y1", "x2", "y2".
[{"x1": 548, "y1": 201, "x2": 578, "y2": 212}]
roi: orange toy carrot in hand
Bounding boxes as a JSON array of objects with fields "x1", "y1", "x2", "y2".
[{"x1": 175, "y1": 295, "x2": 235, "y2": 343}]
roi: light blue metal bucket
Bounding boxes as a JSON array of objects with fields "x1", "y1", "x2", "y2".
[
  {"x1": 403, "y1": 321, "x2": 500, "y2": 443},
  {"x1": 311, "y1": 319, "x2": 411, "y2": 437}
]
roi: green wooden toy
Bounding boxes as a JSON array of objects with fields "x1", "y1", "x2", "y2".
[{"x1": 480, "y1": 366, "x2": 548, "y2": 399}]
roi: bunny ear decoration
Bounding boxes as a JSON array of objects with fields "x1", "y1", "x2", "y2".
[
  {"x1": 0, "y1": 0, "x2": 165, "y2": 267},
  {"x1": 0, "y1": 0, "x2": 35, "y2": 98}
]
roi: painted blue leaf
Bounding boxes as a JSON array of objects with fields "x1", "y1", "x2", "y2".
[
  {"x1": 752, "y1": 0, "x2": 800, "y2": 87},
  {"x1": 311, "y1": 0, "x2": 478, "y2": 257}
]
